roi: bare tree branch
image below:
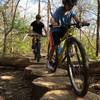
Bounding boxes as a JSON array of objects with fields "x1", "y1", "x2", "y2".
[{"x1": 6, "y1": 0, "x2": 21, "y2": 35}]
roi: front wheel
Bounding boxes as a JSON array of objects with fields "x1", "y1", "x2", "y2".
[
  {"x1": 33, "y1": 40, "x2": 41, "y2": 62},
  {"x1": 67, "y1": 37, "x2": 89, "y2": 97},
  {"x1": 36, "y1": 43, "x2": 40, "y2": 62}
]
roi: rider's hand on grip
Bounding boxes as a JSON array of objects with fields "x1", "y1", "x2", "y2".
[
  {"x1": 82, "y1": 22, "x2": 90, "y2": 26},
  {"x1": 76, "y1": 22, "x2": 90, "y2": 28}
]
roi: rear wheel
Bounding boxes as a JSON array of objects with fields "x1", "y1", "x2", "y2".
[{"x1": 67, "y1": 36, "x2": 89, "y2": 97}]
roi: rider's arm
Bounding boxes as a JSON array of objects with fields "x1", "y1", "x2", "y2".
[
  {"x1": 28, "y1": 25, "x2": 34, "y2": 37},
  {"x1": 29, "y1": 26, "x2": 32, "y2": 33},
  {"x1": 73, "y1": 15, "x2": 87, "y2": 25},
  {"x1": 73, "y1": 16, "x2": 81, "y2": 23},
  {"x1": 50, "y1": 7, "x2": 61, "y2": 26},
  {"x1": 50, "y1": 17, "x2": 59, "y2": 26},
  {"x1": 43, "y1": 26, "x2": 47, "y2": 36}
]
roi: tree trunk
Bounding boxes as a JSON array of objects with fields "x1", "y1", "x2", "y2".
[
  {"x1": 1, "y1": 0, "x2": 20, "y2": 56},
  {"x1": 96, "y1": 0, "x2": 100, "y2": 56},
  {"x1": 47, "y1": 0, "x2": 50, "y2": 34},
  {"x1": 38, "y1": 0, "x2": 40, "y2": 14},
  {"x1": 2, "y1": 33, "x2": 8, "y2": 56}
]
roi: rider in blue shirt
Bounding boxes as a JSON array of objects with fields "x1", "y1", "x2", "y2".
[
  {"x1": 47, "y1": 0, "x2": 87, "y2": 72},
  {"x1": 53, "y1": 8, "x2": 76, "y2": 26}
]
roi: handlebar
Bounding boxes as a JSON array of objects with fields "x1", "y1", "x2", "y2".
[
  {"x1": 71, "y1": 23, "x2": 90, "y2": 28},
  {"x1": 49, "y1": 22, "x2": 90, "y2": 29},
  {"x1": 28, "y1": 33, "x2": 47, "y2": 37}
]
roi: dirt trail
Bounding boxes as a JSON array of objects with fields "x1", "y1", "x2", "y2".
[{"x1": 0, "y1": 57, "x2": 99, "y2": 100}]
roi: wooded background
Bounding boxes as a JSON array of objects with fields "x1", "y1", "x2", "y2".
[{"x1": 0, "y1": 0, "x2": 100, "y2": 59}]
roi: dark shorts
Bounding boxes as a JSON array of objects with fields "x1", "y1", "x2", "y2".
[{"x1": 50, "y1": 27, "x2": 66, "y2": 46}]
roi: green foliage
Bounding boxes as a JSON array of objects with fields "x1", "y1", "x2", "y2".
[
  {"x1": 72, "y1": 29, "x2": 97, "y2": 59},
  {"x1": 41, "y1": 37, "x2": 49, "y2": 52},
  {"x1": 5, "y1": 13, "x2": 31, "y2": 55},
  {"x1": 17, "y1": 40, "x2": 31, "y2": 54},
  {"x1": 14, "y1": 16, "x2": 28, "y2": 34},
  {"x1": 80, "y1": 36, "x2": 96, "y2": 59},
  {"x1": 5, "y1": 33, "x2": 31, "y2": 55}
]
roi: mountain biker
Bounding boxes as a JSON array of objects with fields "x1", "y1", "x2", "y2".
[
  {"x1": 47, "y1": 0, "x2": 88, "y2": 71},
  {"x1": 29, "y1": 14, "x2": 47, "y2": 60}
]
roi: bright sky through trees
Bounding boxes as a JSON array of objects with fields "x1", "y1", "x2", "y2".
[{"x1": 18, "y1": 0, "x2": 97, "y2": 26}]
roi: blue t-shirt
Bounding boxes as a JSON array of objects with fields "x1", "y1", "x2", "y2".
[{"x1": 51, "y1": 6, "x2": 76, "y2": 32}]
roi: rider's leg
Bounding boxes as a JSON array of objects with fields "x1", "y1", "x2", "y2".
[
  {"x1": 38, "y1": 38, "x2": 41, "y2": 58},
  {"x1": 48, "y1": 28, "x2": 65, "y2": 64},
  {"x1": 48, "y1": 45, "x2": 57, "y2": 62},
  {"x1": 47, "y1": 31, "x2": 60, "y2": 69},
  {"x1": 32, "y1": 37, "x2": 35, "y2": 48},
  {"x1": 47, "y1": 45, "x2": 57, "y2": 70},
  {"x1": 32, "y1": 37, "x2": 37, "y2": 60},
  {"x1": 37, "y1": 38, "x2": 41, "y2": 58}
]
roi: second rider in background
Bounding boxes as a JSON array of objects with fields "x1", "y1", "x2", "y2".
[{"x1": 29, "y1": 14, "x2": 47, "y2": 60}]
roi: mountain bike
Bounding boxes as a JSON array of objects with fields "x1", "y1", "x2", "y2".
[
  {"x1": 47, "y1": 23, "x2": 90, "y2": 97},
  {"x1": 29, "y1": 33, "x2": 43, "y2": 62}
]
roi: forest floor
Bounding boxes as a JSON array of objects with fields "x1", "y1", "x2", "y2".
[{"x1": 0, "y1": 55, "x2": 100, "y2": 100}]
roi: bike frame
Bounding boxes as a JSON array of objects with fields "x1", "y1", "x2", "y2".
[{"x1": 56, "y1": 31, "x2": 70, "y2": 65}]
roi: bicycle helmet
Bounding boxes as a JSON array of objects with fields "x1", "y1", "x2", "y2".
[
  {"x1": 62, "y1": 0, "x2": 78, "y2": 6},
  {"x1": 36, "y1": 14, "x2": 41, "y2": 20}
]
